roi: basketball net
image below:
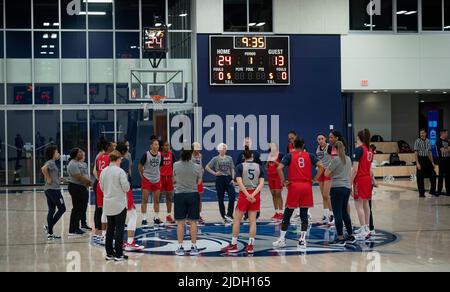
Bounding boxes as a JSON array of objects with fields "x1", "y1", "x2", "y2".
[{"x1": 149, "y1": 95, "x2": 167, "y2": 111}]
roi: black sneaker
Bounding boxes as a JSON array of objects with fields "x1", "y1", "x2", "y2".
[
  {"x1": 329, "y1": 238, "x2": 346, "y2": 247},
  {"x1": 81, "y1": 226, "x2": 93, "y2": 232},
  {"x1": 345, "y1": 235, "x2": 357, "y2": 244},
  {"x1": 142, "y1": 219, "x2": 148, "y2": 227},
  {"x1": 105, "y1": 255, "x2": 114, "y2": 261},
  {"x1": 419, "y1": 194, "x2": 426, "y2": 198},
  {"x1": 154, "y1": 218, "x2": 164, "y2": 226},
  {"x1": 68, "y1": 230, "x2": 86, "y2": 238},
  {"x1": 431, "y1": 192, "x2": 439, "y2": 197},
  {"x1": 114, "y1": 255, "x2": 129, "y2": 262},
  {"x1": 47, "y1": 234, "x2": 61, "y2": 241}
]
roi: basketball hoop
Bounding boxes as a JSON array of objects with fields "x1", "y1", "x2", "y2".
[{"x1": 149, "y1": 94, "x2": 167, "y2": 111}]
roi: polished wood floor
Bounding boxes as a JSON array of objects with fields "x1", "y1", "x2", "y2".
[{"x1": 1, "y1": 181, "x2": 449, "y2": 272}]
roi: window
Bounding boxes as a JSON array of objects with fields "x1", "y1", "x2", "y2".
[
  {"x1": 142, "y1": 0, "x2": 166, "y2": 27},
  {"x1": 35, "y1": 111, "x2": 60, "y2": 184},
  {"x1": 34, "y1": 0, "x2": 60, "y2": 29},
  {"x1": 423, "y1": 0, "x2": 443, "y2": 30},
  {"x1": 61, "y1": 0, "x2": 86, "y2": 29},
  {"x1": 87, "y1": 2, "x2": 113, "y2": 29},
  {"x1": 169, "y1": 32, "x2": 192, "y2": 58},
  {"x1": 62, "y1": 84, "x2": 86, "y2": 104},
  {"x1": 117, "y1": 84, "x2": 130, "y2": 104},
  {"x1": 116, "y1": 33, "x2": 140, "y2": 59},
  {"x1": 373, "y1": 0, "x2": 393, "y2": 31},
  {"x1": 62, "y1": 111, "x2": 88, "y2": 164},
  {"x1": 7, "y1": 111, "x2": 34, "y2": 184},
  {"x1": 6, "y1": 0, "x2": 31, "y2": 28},
  {"x1": 224, "y1": 0, "x2": 273, "y2": 32},
  {"x1": 89, "y1": 32, "x2": 113, "y2": 59},
  {"x1": 224, "y1": 0, "x2": 247, "y2": 32},
  {"x1": 249, "y1": 0, "x2": 273, "y2": 32},
  {"x1": 6, "y1": 32, "x2": 32, "y2": 58},
  {"x1": 62, "y1": 32, "x2": 86, "y2": 59},
  {"x1": 445, "y1": 0, "x2": 450, "y2": 30},
  {"x1": 34, "y1": 32, "x2": 59, "y2": 59},
  {"x1": 169, "y1": 0, "x2": 192, "y2": 30},
  {"x1": 397, "y1": 0, "x2": 418, "y2": 32},
  {"x1": 0, "y1": 1, "x2": 4, "y2": 29},
  {"x1": 115, "y1": 0, "x2": 139, "y2": 29},
  {"x1": 0, "y1": 84, "x2": 4, "y2": 105},
  {"x1": 89, "y1": 84, "x2": 114, "y2": 104},
  {"x1": 35, "y1": 85, "x2": 60, "y2": 105},
  {"x1": 350, "y1": 0, "x2": 371, "y2": 30},
  {"x1": 7, "y1": 84, "x2": 33, "y2": 105},
  {"x1": 0, "y1": 111, "x2": 5, "y2": 185}
]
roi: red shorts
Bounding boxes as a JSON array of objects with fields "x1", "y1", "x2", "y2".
[
  {"x1": 317, "y1": 172, "x2": 332, "y2": 182},
  {"x1": 268, "y1": 174, "x2": 282, "y2": 190},
  {"x1": 160, "y1": 176, "x2": 174, "y2": 192},
  {"x1": 127, "y1": 189, "x2": 135, "y2": 210},
  {"x1": 286, "y1": 182, "x2": 314, "y2": 209},
  {"x1": 353, "y1": 176, "x2": 372, "y2": 200},
  {"x1": 141, "y1": 176, "x2": 161, "y2": 192},
  {"x1": 236, "y1": 190, "x2": 261, "y2": 213},
  {"x1": 198, "y1": 183, "x2": 204, "y2": 194},
  {"x1": 96, "y1": 183, "x2": 104, "y2": 208}
]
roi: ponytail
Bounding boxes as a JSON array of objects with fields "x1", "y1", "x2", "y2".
[
  {"x1": 358, "y1": 129, "x2": 371, "y2": 149},
  {"x1": 335, "y1": 141, "x2": 347, "y2": 165}
]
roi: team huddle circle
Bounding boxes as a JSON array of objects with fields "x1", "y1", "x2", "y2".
[{"x1": 90, "y1": 221, "x2": 398, "y2": 257}]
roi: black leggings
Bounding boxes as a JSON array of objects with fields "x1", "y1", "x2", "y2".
[
  {"x1": 330, "y1": 187, "x2": 353, "y2": 237},
  {"x1": 369, "y1": 200, "x2": 375, "y2": 231},
  {"x1": 44, "y1": 189, "x2": 66, "y2": 235},
  {"x1": 68, "y1": 183, "x2": 89, "y2": 233},
  {"x1": 281, "y1": 207, "x2": 309, "y2": 232},
  {"x1": 215, "y1": 176, "x2": 236, "y2": 219},
  {"x1": 93, "y1": 180, "x2": 103, "y2": 230},
  {"x1": 105, "y1": 209, "x2": 127, "y2": 257}
]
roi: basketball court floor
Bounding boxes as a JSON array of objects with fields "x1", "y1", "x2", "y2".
[{"x1": 0, "y1": 181, "x2": 449, "y2": 272}]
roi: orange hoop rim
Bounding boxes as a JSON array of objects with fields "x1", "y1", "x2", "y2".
[{"x1": 150, "y1": 95, "x2": 167, "y2": 103}]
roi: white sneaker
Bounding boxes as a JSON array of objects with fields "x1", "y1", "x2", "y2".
[
  {"x1": 355, "y1": 232, "x2": 368, "y2": 241},
  {"x1": 298, "y1": 240, "x2": 307, "y2": 250},
  {"x1": 354, "y1": 227, "x2": 365, "y2": 234},
  {"x1": 272, "y1": 238, "x2": 287, "y2": 248}
]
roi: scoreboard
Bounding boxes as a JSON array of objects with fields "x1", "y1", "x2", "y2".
[
  {"x1": 209, "y1": 36, "x2": 290, "y2": 86},
  {"x1": 143, "y1": 27, "x2": 167, "y2": 53}
]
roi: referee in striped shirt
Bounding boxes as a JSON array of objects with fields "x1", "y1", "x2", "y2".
[{"x1": 414, "y1": 129, "x2": 437, "y2": 198}]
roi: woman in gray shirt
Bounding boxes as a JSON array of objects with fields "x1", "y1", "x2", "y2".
[
  {"x1": 325, "y1": 141, "x2": 356, "y2": 247},
  {"x1": 41, "y1": 145, "x2": 66, "y2": 241},
  {"x1": 67, "y1": 148, "x2": 92, "y2": 237}
]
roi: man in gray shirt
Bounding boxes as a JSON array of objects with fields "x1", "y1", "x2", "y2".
[
  {"x1": 205, "y1": 143, "x2": 236, "y2": 224},
  {"x1": 173, "y1": 149, "x2": 203, "y2": 257}
]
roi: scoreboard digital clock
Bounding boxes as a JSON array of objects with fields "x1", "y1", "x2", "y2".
[
  {"x1": 210, "y1": 35, "x2": 290, "y2": 86},
  {"x1": 143, "y1": 27, "x2": 167, "y2": 53}
]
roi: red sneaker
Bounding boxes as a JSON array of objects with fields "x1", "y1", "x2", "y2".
[
  {"x1": 246, "y1": 244, "x2": 254, "y2": 254},
  {"x1": 271, "y1": 213, "x2": 279, "y2": 221},
  {"x1": 166, "y1": 215, "x2": 176, "y2": 224},
  {"x1": 277, "y1": 213, "x2": 284, "y2": 220},
  {"x1": 221, "y1": 244, "x2": 238, "y2": 253},
  {"x1": 124, "y1": 240, "x2": 144, "y2": 252}
]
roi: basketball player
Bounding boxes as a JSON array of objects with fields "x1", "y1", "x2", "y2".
[
  {"x1": 116, "y1": 142, "x2": 144, "y2": 251},
  {"x1": 316, "y1": 133, "x2": 334, "y2": 224},
  {"x1": 222, "y1": 147, "x2": 265, "y2": 254},
  {"x1": 192, "y1": 142, "x2": 205, "y2": 224},
  {"x1": 139, "y1": 139, "x2": 163, "y2": 227},
  {"x1": 287, "y1": 131, "x2": 298, "y2": 153},
  {"x1": 160, "y1": 141, "x2": 176, "y2": 224},
  {"x1": 352, "y1": 129, "x2": 374, "y2": 241},
  {"x1": 94, "y1": 141, "x2": 115, "y2": 241},
  {"x1": 273, "y1": 138, "x2": 323, "y2": 250},
  {"x1": 92, "y1": 138, "x2": 107, "y2": 238},
  {"x1": 266, "y1": 142, "x2": 284, "y2": 221}
]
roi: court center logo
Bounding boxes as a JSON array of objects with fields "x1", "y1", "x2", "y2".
[{"x1": 91, "y1": 222, "x2": 398, "y2": 257}]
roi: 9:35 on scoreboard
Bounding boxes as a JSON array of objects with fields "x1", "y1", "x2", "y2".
[{"x1": 209, "y1": 35, "x2": 291, "y2": 86}]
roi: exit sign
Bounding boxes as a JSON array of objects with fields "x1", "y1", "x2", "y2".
[{"x1": 360, "y1": 80, "x2": 369, "y2": 87}]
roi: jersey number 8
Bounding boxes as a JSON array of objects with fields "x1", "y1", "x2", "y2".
[{"x1": 298, "y1": 158, "x2": 305, "y2": 168}]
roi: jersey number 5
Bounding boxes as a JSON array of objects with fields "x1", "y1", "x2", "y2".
[{"x1": 248, "y1": 169, "x2": 255, "y2": 180}]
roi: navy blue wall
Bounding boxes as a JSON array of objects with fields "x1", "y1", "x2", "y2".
[{"x1": 197, "y1": 34, "x2": 343, "y2": 173}]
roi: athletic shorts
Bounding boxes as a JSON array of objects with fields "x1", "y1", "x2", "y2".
[
  {"x1": 127, "y1": 189, "x2": 135, "y2": 210},
  {"x1": 96, "y1": 183, "x2": 104, "y2": 208},
  {"x1": 236, "y1": 190, "x2": 261, "y2": 213},
  {"x1": 198, "y1": 182, "x2": 204, "y2": 194},
  {"x1": 141, "y1": 176, "x2": 161, "y2": 192},
  {"x1": 286, "y1": 182, "x2": 314, "y2": 209},
  {"x1": 267, "y1": 174, "x2": 282, "y2": 190},
  {"x1": 160, "y1": 176, "x2": 174, "y2": 192},
  {"x1": 353, "y1": 176, "x2": 372, "y2": 200},
  {"x1": 317, "y1": 172, "x2": 332, "y2": 182},
  {"x1": 174, "y1": 193, "x2": 200, "y2": 221}
]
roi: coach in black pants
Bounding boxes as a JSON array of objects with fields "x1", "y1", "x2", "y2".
[
  {"x1": 437, "y1": 130, "x2": 450, "y2": 196},
  {"x1": 414, "y1": 129, "x2": 437, "y2": 198}
]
